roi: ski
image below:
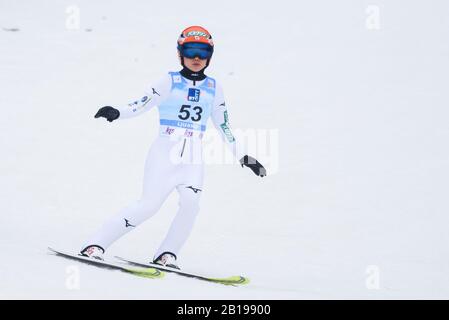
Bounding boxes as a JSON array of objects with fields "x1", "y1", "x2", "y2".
[
  {"x1": 115, "y1": 256, "x2": 249, "y2": 286},
  {"x1": 48, "y1": 247, "x2": 164, "y2": 279}
]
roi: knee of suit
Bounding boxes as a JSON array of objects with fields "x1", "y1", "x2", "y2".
[{"x1": 135, "y1": 199, "x2": 161, "y2": 215}]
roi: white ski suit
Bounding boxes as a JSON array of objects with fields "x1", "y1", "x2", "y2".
[{"x1": 83, "y1": 71, "x2": 244, "y2": 260}]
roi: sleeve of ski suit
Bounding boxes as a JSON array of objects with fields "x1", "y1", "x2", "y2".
[
  {"x1": 116, "y1": 74, "x2": 172, "y2": 119},
  {"x1": 210, "y1": 82, "x2": 246, "y2": 161}
]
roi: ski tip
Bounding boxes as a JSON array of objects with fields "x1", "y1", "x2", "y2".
[
  {"x1": 209, "y1": 276, "x2": 250, "y2": 286},
  {"x1": 48, "y1": 247, "x2": 68, "y2": 256},
  {"x1": 48, "y1": 247, "x2": 58, "y2": 254}
]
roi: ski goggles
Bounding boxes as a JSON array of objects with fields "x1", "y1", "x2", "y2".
[{"x1": 179, "y1": 42, "x2": 214, "y2": 60}]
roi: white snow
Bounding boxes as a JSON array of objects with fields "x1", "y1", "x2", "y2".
[{"x1": 1, "y1": 0, "x2": 449, "y2": 299}]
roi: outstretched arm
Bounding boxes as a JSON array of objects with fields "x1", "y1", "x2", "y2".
[
  {"x1": 94, "y1": 74, "x2": 171, "y2": 121},
  {"x1": 211, "y1": 83, "x2": 266, "y2": 177}
]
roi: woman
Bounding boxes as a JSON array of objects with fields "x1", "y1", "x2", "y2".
[{"x1": 80, "y1": 26, "x2": 266, "y2": 269}]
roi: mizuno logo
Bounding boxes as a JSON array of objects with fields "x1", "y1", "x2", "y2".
[
  {"x1": 186, "y1": 186, "x2": 202, "y2": 193},
  {"x1": 124, "y1": 219, "x2": 136, "y2": 228}
]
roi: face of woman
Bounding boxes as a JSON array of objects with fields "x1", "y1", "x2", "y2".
[{"x1": 182, "y1": 56, "x2": 208, "y2": 72}]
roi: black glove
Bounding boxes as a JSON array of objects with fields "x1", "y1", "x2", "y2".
[
  {"x1": 240, "y1": 155, "x2": 267, "y2": 177},
  {"x1": 94, "y1": 106, "x2": 120, "y2": 122}
]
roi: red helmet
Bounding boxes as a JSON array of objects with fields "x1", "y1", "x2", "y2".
[
  {"x1": 177, "y1": 26, "x2": 214, "y2": 47},
  {"x1": 177, "y1": 26, "x2": 214, "y2": 62}
]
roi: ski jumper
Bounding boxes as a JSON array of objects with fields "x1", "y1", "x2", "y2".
[{"x1": 82, "y1": 72, "x2": 244, "y2": 260}]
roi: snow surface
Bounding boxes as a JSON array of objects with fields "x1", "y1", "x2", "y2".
[{"x1": 1, "y1": 0, "x2": 449, "y2": 299}]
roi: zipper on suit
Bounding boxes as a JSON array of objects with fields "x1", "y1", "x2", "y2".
[
  {"x1": 180, "y1": 79, "x2": 194, "y2": 158},
  {"x1": 180, "y1": 138, "x2": 187, "y2": 157}
]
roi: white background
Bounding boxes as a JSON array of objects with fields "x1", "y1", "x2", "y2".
[{"x1": 1, "y1": 0, "x2": 448, "y2": 299}]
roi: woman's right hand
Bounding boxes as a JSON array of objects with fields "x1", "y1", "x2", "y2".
[{"x1": 94, "y1": 106, "x2": 120, "y2": 122}]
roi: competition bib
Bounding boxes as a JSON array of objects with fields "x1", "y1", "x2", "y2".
[{"x1": 158, "y1": 72, "x2": 216, "y2": 138}]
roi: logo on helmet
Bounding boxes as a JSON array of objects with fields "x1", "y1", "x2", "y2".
[{"x1": 186, "y1": 31, "x2": 208, "y2": 37}]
